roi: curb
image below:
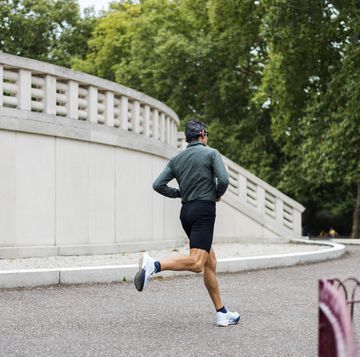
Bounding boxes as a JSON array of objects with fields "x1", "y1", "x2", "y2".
[
  {"x1": 217, "y1": 239, "x2": 345, "y2": 273},
  {"x1": 0, "y1": 240, "x2": 345, "y2": 289},
  {"x1": 331, "y1": 239, "x2": 360, "y2": 245}
]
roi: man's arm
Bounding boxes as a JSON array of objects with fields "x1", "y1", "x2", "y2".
[
  {"x1": 212, "y1": 150, "x2": 229, "y2": 199},
  {"x1": 153, "y1": 162, "x2": 181, "y2": 198}
]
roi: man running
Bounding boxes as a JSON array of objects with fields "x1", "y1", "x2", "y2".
[{"x1": 134, "y1": 120, "x2": 240, "y2": 327}]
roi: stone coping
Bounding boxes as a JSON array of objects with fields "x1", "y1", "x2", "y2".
[{"x1": 0, "y1": 107, "x2": 177, "y2": 161}]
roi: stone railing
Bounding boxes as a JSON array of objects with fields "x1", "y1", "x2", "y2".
[
  {"x1": 178, "y1": 132, "x2": 305, "y2": 236},
  {"x1": 0, "y1": 53, "x2": 179, "y2": 148},
  {"x1": 222, "y1": 156, "x2": 305, "y2": 236}
]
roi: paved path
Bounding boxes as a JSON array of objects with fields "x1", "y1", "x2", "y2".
[{"x1": 0, "y1": 247, "x2": 359, "y2": 357}]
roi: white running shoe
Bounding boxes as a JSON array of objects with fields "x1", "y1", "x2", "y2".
[
  {"x1": 134, "y1": 252, "x2": 156, "y2": 292},
  {"x1": 216, "y1": 309, "x2": 240, "y2": 327}
]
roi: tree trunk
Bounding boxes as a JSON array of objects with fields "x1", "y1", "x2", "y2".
[{"x1": 351, "y1": 182, "x2": 360, "y2": 239}]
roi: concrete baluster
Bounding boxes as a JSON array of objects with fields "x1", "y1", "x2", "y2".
[
  {"x1": 174, "y1": 121, "x2": 179, "y2": 147},
  {"x1": 132, "y1": 100, "x2": 141, "y2": 134},
  {"x1": 165, "y1": 116, "x2": 171, "y2": 144},
  {"x1": 44, "y1": 75, "x2": 56, "y2": 115},
  {"x1": 257, "y1": 186, "x2": 266, "y2": 217},
  {"x1": 67, "y1": 80, "x2": 79, "y2": 119},
  {"x1": 144, "y1": 105, "x2": 151, "y2": 137},
  {"x1": 87, "y1": 86, "x2": 98, "y2": 123},
  {"x1": 105, "y1": 91, "x2": 114, "y2": 127},
  {"x1": 275, "y1": 197, "x2": 284, "y2": 226},
  {"x1": 170, "y1": 120, "x2": 175, "y2": 146},
  {"x1": 238, "y1": 174, "x2": 247, "y2": 203},
  {"x1": 293, "y1": 209, "x2": 302, "y2": 235},
  {"x1": 120, "y1": 96, "x2": 128, "y2": 131},
  {"x1": 160, "y1": 112, "x2": 166, "y2": 143},
  {"x1": 18, "y1": 69, "x2": 32, "y2": 110},
  {"x1": 153, "y1": 109, "x2": 159, "y2": 140},
  {"x1": 177, "y1": 132, "x2": 186, "y2": 150},
  {"x1": 173, "y1": 121, "x2": 177, "y2": 147}
]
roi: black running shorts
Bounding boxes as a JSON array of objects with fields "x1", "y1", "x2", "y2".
[{"x1": 180, "y1": 200, "x2": 216, "y2": 253}]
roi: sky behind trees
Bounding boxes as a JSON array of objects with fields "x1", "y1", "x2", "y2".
[{"x1": 77, "y1": 0, "x2": 111, "y2": 13}]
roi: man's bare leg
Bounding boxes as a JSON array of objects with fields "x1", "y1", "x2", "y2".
[
  {"x1": 160, "y1": 248, "x2": 208, "y2": 273},
  {"x1": 203, "y1": 248, "x2": 223, "y2": 310},
  {"x1": 159, "y1": 247, "x2": 223, "y2": 309}
]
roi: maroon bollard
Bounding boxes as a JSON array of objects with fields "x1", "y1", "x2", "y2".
[{"x1": 319, "y1": 279, "x2": 359, "y2": 357}]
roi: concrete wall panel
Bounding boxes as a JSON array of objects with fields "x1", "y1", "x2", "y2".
[
  {"x1": 15, "y1": 133, "x2": 55, "y2": 246},
  {"x1": 0, "y1": 130, "x2": 16, "y2": 247},
  {"x1": 214, "y1": 200, "x2": 279, "y2": 243},
  {"x1": 151, "y1": 156, "x2": 183, "y2": 243},
  {"x1": 89, "y1": 143, "x2": 115, "y2": 244},
  {"x1": 115, "y1": 148, "x2": 153, "y2": 243},
  {"x1": 163, "y1": 189, "x2": 182, "y2": 241},
  {"x1": 151, "y1": 157, "x2": 165, "y2": 241},
  {"x1": 56, "y1": 138, "x2": 89, "y2": 246}
]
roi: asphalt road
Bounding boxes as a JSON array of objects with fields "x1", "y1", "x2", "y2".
[{"x1": 0, "y1": 247, "x2": 359, "y2": 357}]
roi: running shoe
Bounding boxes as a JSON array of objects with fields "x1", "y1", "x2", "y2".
[
  {"x1": 216, "y1": 309, "x2": 240, "y2": 327},
  {"x1": 134, "y1": 252, "x2": 156, "y2": 292}
]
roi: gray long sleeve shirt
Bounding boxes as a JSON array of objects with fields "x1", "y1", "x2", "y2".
[{"x1": 153, "y1": 141, "x2": 229, "y2": 203}]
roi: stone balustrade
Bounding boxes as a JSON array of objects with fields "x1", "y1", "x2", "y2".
[
  {"x1": 0, "y1": 53, "x2": 179, "y2": 148},
  {"x1": 222, "y1": 156, "x2": 304, "y2": 236}
]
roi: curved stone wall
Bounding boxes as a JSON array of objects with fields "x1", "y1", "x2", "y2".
[
  {"x1": 0, "y1": 53, "x2": 183, "y2": 258},
  {"x1": 0, "y1": 53, "x2": 305, "y2": 258}
]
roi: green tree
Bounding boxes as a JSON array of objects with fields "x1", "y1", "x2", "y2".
[
  {"x1": 205, "y1": 0, "x2": 280, "y2": 183},
  {"x1": 73, "y1": 1, "x2": 141, "y2": 80},
  {"x1": 75, "y1": 0, "x2": 359, "y2": 236},
  {"x1": 75, "y1": 0, "x2": 278, "y2": 181},
  {"x1": 257, "y1": 0, "x2": 359, "y2": 237},
  {"x1": 300, "y1": 1, "x2": 360, "y2": 238},
  {"x1": 0, "y1": 0, "x2": 97, "y2": 67}
]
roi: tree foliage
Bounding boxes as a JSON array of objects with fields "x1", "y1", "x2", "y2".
[
  {"x1": 257, "y1": 0, "x2": 359, "y2": 236},
  {"x1": 2, "y1": 0, "x2": 359, "y2": 236},
  {"x1": 0, "y1": 0, "x2": 97, "y2": 67}
]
